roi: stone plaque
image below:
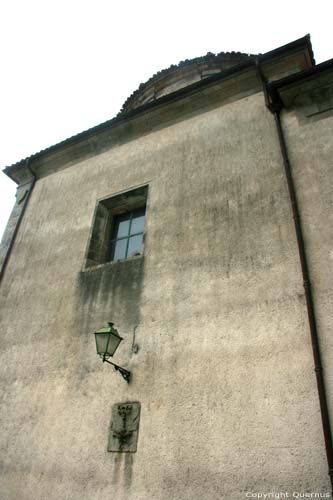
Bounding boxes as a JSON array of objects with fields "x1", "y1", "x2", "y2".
[{"x1": 108, "y1": 402, "x2": 141, "y2": 452}]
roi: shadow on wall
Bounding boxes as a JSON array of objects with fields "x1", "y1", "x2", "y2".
[{"x1": 74, "y1": 257, "x2": 145, "y2": 342}]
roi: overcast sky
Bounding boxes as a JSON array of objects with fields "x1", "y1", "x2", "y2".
[{"x1": 0, "y1": 0, "x2": 332, "y2": 239}]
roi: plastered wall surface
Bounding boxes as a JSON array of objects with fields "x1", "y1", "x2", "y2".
[
  {"x1": 282, "y1": 109, "x2": 333, "y2": 424},
  {"x1": 0, "y1": 92, "x2": 330, "y2": 500}
]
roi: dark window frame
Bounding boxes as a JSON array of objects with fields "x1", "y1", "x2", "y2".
[
  {"x1": 109, "y1": 207, "x2": 146, "y2": 261},
  {"x1": 83, "y1": 185, "x2": 148, "y2": 270}
]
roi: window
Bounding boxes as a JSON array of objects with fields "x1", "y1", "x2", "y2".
[
  {"x1": 84, "y1": 185, "x2": 148, "y2": 269},
  {"x1": 110, "y1": 207, "x2": 145, "y2": 260}
]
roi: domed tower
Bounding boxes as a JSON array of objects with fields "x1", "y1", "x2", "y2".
[{"x1": 120, "y1": 51, "x2": 256, "y2": 113}]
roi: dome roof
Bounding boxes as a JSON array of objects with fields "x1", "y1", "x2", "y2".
[{"x1": 120, "y1": 51, "x2": 257, "y2": 114}]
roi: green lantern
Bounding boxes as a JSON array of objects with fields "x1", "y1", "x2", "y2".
[
  {"x1": 94, "y1": 322, "x2": 123, "y2": 359},
  {"x1": 93, "y1": 322, "x2": 131, "y2": 383}
]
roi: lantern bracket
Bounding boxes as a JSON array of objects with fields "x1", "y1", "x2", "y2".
[{"x1": 102, "y1": 354, "x2": 131, "y2": 383}]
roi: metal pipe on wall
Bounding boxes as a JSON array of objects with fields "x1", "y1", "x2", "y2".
[{"x1": 256, "y1": 60, "x2": 333, "y2": 491}]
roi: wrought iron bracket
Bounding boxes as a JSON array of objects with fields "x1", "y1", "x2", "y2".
[{"x1": 102, "y1": 356, "x2": 131, "y2": 383}]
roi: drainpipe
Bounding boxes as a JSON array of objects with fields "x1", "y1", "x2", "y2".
[
  {"x1": 0, "y1": 159, "x2": 36, "y2": 283},
  {"x1": 256, "y1": 60, "x2": 333, "y2": 491}
]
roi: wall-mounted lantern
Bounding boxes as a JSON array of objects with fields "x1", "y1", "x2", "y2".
[{"x1": 94, "y1": 322, "x2": 131, "y2": 383}]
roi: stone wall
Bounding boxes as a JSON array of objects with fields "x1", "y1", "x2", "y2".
[
  {"x1": 282, "y1": 107, "x2": 333, "y2": 431},
  {"x1": 0, "y1": 90, "x2": 331, "y2": 499}
]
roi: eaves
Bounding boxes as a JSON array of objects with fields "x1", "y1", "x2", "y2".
[{"x1": 3, "y1": 35, "x2": 314, "y2": 185}]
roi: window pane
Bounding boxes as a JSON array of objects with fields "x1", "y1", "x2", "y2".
[
  {"x1": 130, "y1": 208, "x2": 145, "y2": 235},
  {"x1": 113, "y1": 214, "x2": 131, "y2": 239},
  {"x1": 111, "y1": 238, "x2": 127, "y2": 260},
  {"x1": 127, "y1": 234, "x2": 143, "y2": 257}
]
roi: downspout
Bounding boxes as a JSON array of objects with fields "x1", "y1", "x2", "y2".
[
  {"x1": 0, "y1": 159, "x2": 36, "y2": 283},
  {"x1": 256, "y1": 60, "x2": 333, "y2": 491}
]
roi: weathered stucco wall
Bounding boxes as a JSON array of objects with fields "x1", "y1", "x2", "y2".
[
  {"x1": 282, "y1": 109, "x2": 333, "y2": 426},
  {"x1": 0, "y1": 91, "x2": 330, "y2": 499}
]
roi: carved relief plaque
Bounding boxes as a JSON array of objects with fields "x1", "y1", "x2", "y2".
[{"x1": 108, "y1": 402, "x2": 141, "y2": 452}]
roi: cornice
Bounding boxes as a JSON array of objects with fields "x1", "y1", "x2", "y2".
[{"x1": 3, "y1": 35, "x2": 315, "y2": 185}]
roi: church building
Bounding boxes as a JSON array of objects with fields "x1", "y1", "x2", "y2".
[{"x1": 1, "y1": 35, "x2": 333, "y2": 499}]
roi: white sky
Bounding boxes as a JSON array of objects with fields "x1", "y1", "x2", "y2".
[{"x1": 0, "y1": 0, "x2": 332, "y2": 240}]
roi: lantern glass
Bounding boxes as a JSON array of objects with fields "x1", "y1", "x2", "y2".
[{"x1": 94, "y1": 323, "x2": 123, "y2": 358}]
